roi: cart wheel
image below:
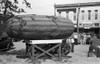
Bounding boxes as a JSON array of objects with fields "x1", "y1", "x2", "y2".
[{"x1": 88, "y1": 52, "x2": 96, "y2": 57}]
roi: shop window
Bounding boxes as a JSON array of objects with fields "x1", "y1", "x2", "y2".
[
  {"x1": 94, "y1": 23, "x2": 99, "y2": 27},
  {"x1": 88, "y1": 10, "x2": 91, "y2": 20},
  {"x1": 95, "y1": 10, "x2": 98, "y2": 20},
  {"x1": 81, "y1": 10, "x2": 85, "y2": 20}
]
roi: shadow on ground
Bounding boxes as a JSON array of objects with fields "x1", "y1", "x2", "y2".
[
  {"x1": 0, "y1": 49, "x2": 26, "y2": 55},
  {"x1": 0, "y1": 48, "x2": 72, "y2": 61}
]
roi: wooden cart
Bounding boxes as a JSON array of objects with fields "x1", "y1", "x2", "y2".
[{"x1": 25, "y1": 39, "x2": 64, "y2": 63}]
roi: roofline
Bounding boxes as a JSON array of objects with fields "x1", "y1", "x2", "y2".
[{"x1": 54, "y1": 2, "x2": 100, "y2": 8}]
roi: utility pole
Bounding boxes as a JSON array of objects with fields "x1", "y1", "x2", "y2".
[{"x1": 76, "y1": 7, "x2": 80, "y2": 43}]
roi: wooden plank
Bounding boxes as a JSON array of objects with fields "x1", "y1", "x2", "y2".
[
  {"x1": 31, "y1": 45, "x2": 35, "y2": 62},
  {"x1": 30, "y1": 39, "x2": 63, "y2": 44},
  {"x1": 58, "y1": 43, "x2": 62, "y2": 61}
]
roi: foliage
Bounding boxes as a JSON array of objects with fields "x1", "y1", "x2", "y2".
[
  {"x1": 0, "y1": 0, "x2": 31, "y2": 39},
  {"x1": 0, "y1": 0, "x2": 31, "y2": 21}
]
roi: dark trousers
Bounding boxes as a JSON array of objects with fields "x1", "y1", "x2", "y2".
[
  {"x1": 71, "y1": 43, "x2": 74, "y2": 53},
  {"x1": 74, "y1": 39, "x2": 78, "y2": 45}
]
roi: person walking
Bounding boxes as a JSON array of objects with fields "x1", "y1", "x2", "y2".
[
  {"x1": 67, "y1": 36, "x2": 75, "y2": 53},
  {"x1": 74, "y1": 34, "x2": 78, "y2": 45},
  {"x1": 83, "y1": 33, "x2": 87, "y2": 45},
  {"x1": 70, "y1": 37, "x2": 75, "y2": 53}
]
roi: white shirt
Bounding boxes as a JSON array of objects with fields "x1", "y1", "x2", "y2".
[
  {"x1": 67, "y1": 38, "x2": 74, "y2": 43},
  {"x1": 74, "y1": 35, "x2": 78, "y2": 39}
]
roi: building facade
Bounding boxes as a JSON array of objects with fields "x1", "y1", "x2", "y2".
[{"x1": 54, "y1": 2, "x2": 100, "y2": 33}]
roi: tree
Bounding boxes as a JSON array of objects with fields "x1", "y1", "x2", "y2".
[
  {"x1": 0, "y1": 0, "x2": 31, "y2": 21},
  {"x1": 0, "y1": 0, "x2": 31, "y2": 34}
]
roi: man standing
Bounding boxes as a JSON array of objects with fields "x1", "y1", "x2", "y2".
[
  {"x1": 70, "y1": 37, "x2": 75, "y2": 53},
  {"x1": 74, "y1": 33, "x2": 78, "y2": 45}
]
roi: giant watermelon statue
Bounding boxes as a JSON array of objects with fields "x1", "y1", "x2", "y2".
[{"x1": 6, "y1": 14, "x2": 74, "y2": 40}]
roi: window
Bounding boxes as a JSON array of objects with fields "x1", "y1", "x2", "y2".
[
  {"x1": 95, "y1": 10, "x2": 98, "y2": 20},
  {"x1": 81, "y1": 10, "x2": 85, "y2": 20},
  {"x1": 88, "y1": 10, "x2": 91, "y2": 20},
  {"x1": 94, "y1": 23, "x2": 99, "y2": 27}
]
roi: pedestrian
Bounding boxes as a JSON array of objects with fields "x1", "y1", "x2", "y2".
[
  {"x1": 70, "y1": 37, "x2": 75, "y2": 53},
  {"x1": 61, "y1": 38, "x2": 71, "y2": 55},
  {"x1": 79, "y1": 33, "x2": 84, "y2": 45},
  {"x1": 67, "y1": 36, "x2": 75, "y2": 53},
  {"x1": 83, "y1": 33, "x2": 87, "y2": 45},
  {"x1": 86, "y1": 35, "x2": 92, "y2": 45},
  {"x1": 73, "y1": 33, "x2": 78, "y2": 45},
  {"x1": 88, "y1": 35, "x2": 99, "y2": 57}
]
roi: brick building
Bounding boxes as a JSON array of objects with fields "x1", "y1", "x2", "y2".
[{"x1": 54, "y1": 2, "x2": 100, "y2": 34}]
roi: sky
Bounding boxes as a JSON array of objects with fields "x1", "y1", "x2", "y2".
[{"x1": 17, "y1": 0, "x2": 100, "y2": 15}]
